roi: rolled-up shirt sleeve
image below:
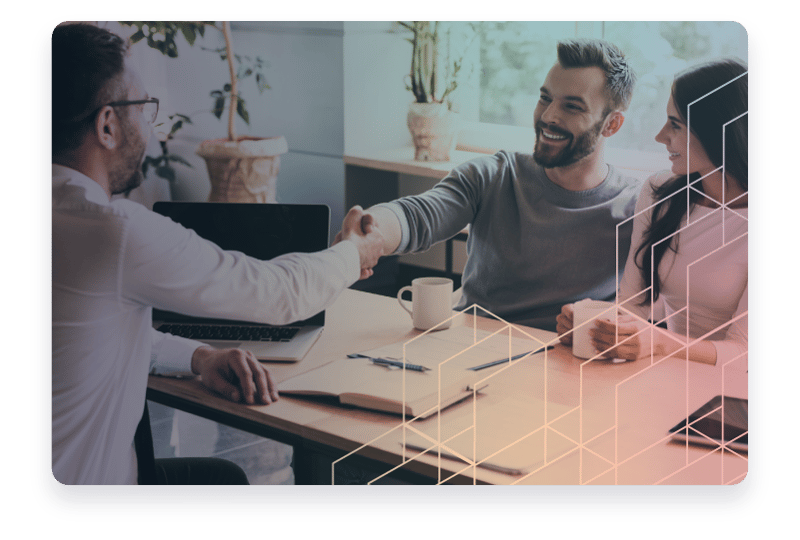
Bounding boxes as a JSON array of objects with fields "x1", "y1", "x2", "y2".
[{"x1": 376, "y1": 202, "x2": 411, "y2": 255}]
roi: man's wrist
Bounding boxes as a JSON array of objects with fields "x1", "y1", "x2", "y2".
[{"x1": 190, "y1": 346, "x2": 214, "y2": 375}]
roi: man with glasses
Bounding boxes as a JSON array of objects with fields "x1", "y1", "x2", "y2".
[{"x1": 52, "y1": 23, "x2": 385, "y2": 484}]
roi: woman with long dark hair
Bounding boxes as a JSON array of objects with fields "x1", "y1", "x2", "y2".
[{"x1": 557, "y1": 59, "x2": 747, "y2": 364}]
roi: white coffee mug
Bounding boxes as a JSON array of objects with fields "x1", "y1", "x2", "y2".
[
  {"x1": 572, "y1": 299, "x2": 616, "y2": 359},
  {"x1": 397, "y1": 277, "x2": 459, "y2": 331}
]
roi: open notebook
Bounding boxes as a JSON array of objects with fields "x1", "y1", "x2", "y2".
[
  {"x1": 278, "y1": 357, "x2": 483, "y2": 419},
  {"x1": 279, "y1": 325, "x2": 556, "y2": 419}
]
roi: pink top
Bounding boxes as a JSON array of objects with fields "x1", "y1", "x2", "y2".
[{"x1": 617, "y1": 172, "x2": 748, "y2": 365}]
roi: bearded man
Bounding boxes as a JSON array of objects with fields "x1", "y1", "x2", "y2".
[
  {"x1": 52, "y1": 23, "x2": 384, "y2": 484},
  {"x1": 340, "y1": 39, "x2": 641, "y2": 331}
]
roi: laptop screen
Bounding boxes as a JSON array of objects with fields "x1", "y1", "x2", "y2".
[{"x1": 152, "y1": 202, "x2": 330, "y2": 327}]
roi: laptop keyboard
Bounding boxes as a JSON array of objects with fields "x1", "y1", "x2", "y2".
[{"x1": 158, "y1": 323, "x2": 301, "y2": 342}]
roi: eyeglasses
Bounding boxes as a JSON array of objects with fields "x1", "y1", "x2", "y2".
[
  {"x1": 75, "y1": 97, "x2": 160, "y2": 125},
  {"x1": 105, "y1": 98, "x2": 160, "y2": 124}
]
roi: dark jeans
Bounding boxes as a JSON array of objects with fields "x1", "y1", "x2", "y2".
[{"x1": 153, "y1": 457, "x2": 249, "y2": 485}]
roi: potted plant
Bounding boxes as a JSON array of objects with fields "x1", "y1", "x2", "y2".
[
  {"x1": 122, "y1": 21, "x2": 288, "y2": 203},
  {"x1": 400, "y1": 21, "x2": 475, "y2": 162}
]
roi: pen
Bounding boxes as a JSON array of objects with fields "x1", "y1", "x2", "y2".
[
  {"x1": 371, "y1": 358, "x2": 430, "y2": 372},
  {"x1": 467, "y1": 345, "x2": 555, "y2": 371},
  {"x1": 348, "y1": 353, "x2": 430, "y2": 372}
]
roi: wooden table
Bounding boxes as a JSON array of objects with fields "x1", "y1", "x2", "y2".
[{"x1": 147, "y1": 289, "x2": 748, "y2": 485}]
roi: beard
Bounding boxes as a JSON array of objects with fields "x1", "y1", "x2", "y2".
[
  {"x1": 533, "y1": 117, "x2": 605, "y2": 169},
  {"x1": 109, "y1": 114, "x2": 146, "y2": 196}
]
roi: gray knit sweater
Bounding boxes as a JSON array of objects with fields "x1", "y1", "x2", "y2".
[{"x1": 384, "y1": 150, "x2": 641, "y2": 331}]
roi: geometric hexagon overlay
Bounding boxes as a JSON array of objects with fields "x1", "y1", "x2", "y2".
[
  {"x1": 610, "y1": 71, "x2": 748, "y2": 484},
  {"x1": 334, "y1": 73, "x2": 747, "y2": 486}
]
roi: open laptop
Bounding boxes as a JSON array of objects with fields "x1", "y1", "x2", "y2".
[{"x1": 152, "y1": 201, "x2": 330, "y2": 362}]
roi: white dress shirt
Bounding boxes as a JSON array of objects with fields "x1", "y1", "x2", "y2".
[{"x1": 52, "y1": 165, "x2": 360, "y2": 484}]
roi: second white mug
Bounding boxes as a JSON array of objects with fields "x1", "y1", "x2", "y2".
[
  {"x1": 397, "y1": 277, "x2": 459, "y2": 331},
  {"x1": 572, "y1": 299, "x2": 616, "y2": 359}
]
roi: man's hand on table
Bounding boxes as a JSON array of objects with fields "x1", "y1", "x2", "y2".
[{"x1": 191, "y1": 346, "x2": 279, "y2": 405}]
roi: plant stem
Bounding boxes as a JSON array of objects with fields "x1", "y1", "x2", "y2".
[{"x1": 222, "y1": 21, "x2": 237, "y2": 141}]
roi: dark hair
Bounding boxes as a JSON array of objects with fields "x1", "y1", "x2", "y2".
[
  {"x1": 636, "y1": 59, "x2": 748, "y2": 303},
  {"x1": 557, "y1": 38, "x2": 636, "y2": 112},
  {"x1": 52, "y1": 23, "x2": 128, "y2": 157}
]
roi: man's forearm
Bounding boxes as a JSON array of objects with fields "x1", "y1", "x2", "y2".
[{"x1": 365, "y1": 205, "x2": 403, "y2": 254}]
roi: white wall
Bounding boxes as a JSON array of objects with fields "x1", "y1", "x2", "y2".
[
  {"x1": 116, "y1": 22, "x2": 347, "y2": 243},
  {"x1": 343, "y1": 22, "x2": 413, "y2": 155}
]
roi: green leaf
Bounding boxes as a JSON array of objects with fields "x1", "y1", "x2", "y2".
[
  {"x1": 156, "y1": 165, "x2": 176, "y2": 183},
  {"x1": 212, "y1": 96, "x2": 225, "y2": 119},
  {"x1": 167, "y1": 154, "x2": 193, "y2": 167},
  {"x1": 142, "y1": 155, "x2": 166, "y2": 177},
  {"x1": 236, "y1": 97, "x2": 250, "y2": 125},
  {"x1": 141, "y1": 156, "x2": 152, "y2": 177},
  {"x1": 169, "y1": 120, "x2": 183, "y2": 137},
  {"x1": 179, "y1": 24, "x2": 197, "y2": 46}
]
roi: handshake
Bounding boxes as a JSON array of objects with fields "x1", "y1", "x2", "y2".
[{"x1": 333, "y1": 206, "x2": 386, "y2": 280}]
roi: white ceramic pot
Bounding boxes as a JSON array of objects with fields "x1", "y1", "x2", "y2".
[
  {"x1": 406, "y1": 102, "x2": 459, "y2": 162},
  {"x1": 196, "y1": 135, "x2": 289, "y2": 203}
]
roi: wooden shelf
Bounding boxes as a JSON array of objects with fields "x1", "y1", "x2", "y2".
[{"x1": 344, "y1": 147, "x2": 486, "y2": 179}]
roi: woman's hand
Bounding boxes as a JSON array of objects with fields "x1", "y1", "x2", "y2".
[
  {"x1": 589, "y1": 315, "x2": 668, "y2": 361},
  {"x1": 556, "y1": 304, "x2": 575, "y2": 346}
]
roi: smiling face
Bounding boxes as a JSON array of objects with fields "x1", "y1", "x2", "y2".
[
  {"x1": 533, "y1": 64, "x2": 613, "y2": 169},
  {"x1": 655, "y1": 94, "x2": 717, "y2": 178}
]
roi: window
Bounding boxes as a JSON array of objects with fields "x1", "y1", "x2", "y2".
[
  {"x1": 452, "y1": 22, "x2": 747, "y2": 160},
  {"x1": 603, "y1": 21, "x2": 747, "y2": 153},
  {"x1": 475, "y1": 22, "x2": 575, "y2": 127}
]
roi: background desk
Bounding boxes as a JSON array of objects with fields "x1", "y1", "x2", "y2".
[{"x1": 148, "y1": 289, "x2": 748, "y2": 485}]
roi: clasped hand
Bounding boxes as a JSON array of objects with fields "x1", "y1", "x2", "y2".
[
  {"x1": 333, "y1": 205, "x2": 385, "y2": 280},
  {"x1": 557, "y1": 304, "x2": 662, "y2": 361}
]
